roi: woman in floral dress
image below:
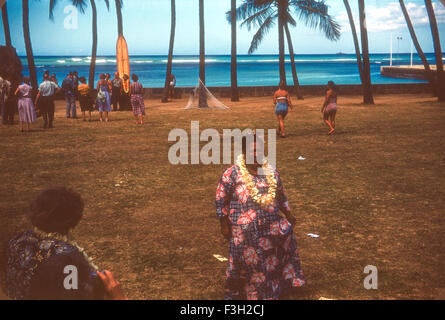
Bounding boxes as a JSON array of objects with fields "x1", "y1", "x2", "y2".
[{"x1": 215, "y1": 134, "x2": 305, "y2": 300}]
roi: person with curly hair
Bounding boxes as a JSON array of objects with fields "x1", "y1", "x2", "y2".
[{"x1": 6, "y1": 187, "x2": 127, "y2": 300}]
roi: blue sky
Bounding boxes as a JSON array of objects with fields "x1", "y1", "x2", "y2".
[{"x1": 1, "y1": 0, "x2": 444, "y2": 56}]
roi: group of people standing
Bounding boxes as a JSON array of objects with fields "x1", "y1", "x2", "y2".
[{"x1": 0, "y1": 70, "x2": 148, "y2": 131}]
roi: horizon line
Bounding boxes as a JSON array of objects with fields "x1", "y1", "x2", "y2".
[{"x1": 17, "y1": 52, "x2": 441, "y2": 57}]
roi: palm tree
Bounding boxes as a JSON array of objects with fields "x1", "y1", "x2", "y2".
[
  {"x1": 199, "y1": 0, "x2": 205, "y2": 84},
  {"x1": 230, "y1": 0, "x2": 239, "y2": 102},
  {"x1": 343, "y1": 0, "x2": 363, "y2": 83},
  {"x1": 198, "y1": 0, "x2": 207, "y2": 108},
  {"x1": 358, "y1": 0, "x2": 374, "y2": 104},
  {"x1": 50, "y1": 0, "x2": 109, "y2": 89},
  {"x1": 283, "y1": 22, "x2": 302, "y2": 99},
  {"x1": 2, "y1": 1, "x2": 12, "y2": 47},
  {"x1": 162, "y1": 0, "x2": 176, "y2": 103},
  {"x1": 235, "y1": 0, "x2": 340, "y2": 96},
  {"x1": 115, "y1": 0, "x2": 123, "y2": 36},
  {"x1": 22, "y1": 0, "x2": 37, "y2": 92},
  {"x1": 399, "y1": 0, "x2": 436, "y2": 96},
  {"x1": 425, "y1": 0, "x2": 444, "y2": 102}
]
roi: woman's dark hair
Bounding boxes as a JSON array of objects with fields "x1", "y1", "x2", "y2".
[
  {"x1": 28, "y1": 187, "x2": 84, "y2": 234},
  {"x1": 278, "y1": 80, "x2": 286, "y2": 90},
  {"x1": 23, "y1": 76, "x2": 30, "y2": 84},
  {"x1": 132, "y1": 74, "x2": 139, "y2": 82},
  {"x1": 99, "y1": 73, "x2": 105, "y2": 80},
  {"x1": 327, "y1": 81, "x2": 337, "y2": 92},
  {"x1": 79, "y1": 77, "x2": 86, "y2": 84}
]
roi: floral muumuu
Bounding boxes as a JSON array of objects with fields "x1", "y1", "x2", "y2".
[{"x1": 168, "y1": 121, "x2": 276, "y2": 166}]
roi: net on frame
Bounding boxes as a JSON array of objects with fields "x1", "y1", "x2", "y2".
[{"x1": 184, "y1": 79, "x2": 229, "y2": 110}]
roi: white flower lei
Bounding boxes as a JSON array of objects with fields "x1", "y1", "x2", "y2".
[
  {"x1": 236, "y1": 154, "x2": 277, "y2": 208},
  {"x1": 33, "y1": 227, "x2": 99, "y2": 271}
]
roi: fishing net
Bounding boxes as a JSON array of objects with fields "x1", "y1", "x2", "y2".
[{"x1": 184, "y1": 79, "x2": 229, "y2": 110}]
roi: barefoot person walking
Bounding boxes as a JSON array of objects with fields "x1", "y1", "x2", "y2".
[
  {"x1": 321, "y1": 81, "x2": 338, "y2": 135},
  {"x1": 273, "y1": 81, "x2": 293, "y2": 138}
]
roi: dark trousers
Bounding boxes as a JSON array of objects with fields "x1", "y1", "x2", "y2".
[
  {"x1": 0, "y1": 95, "x2": 5, "y2": 124},
  {"x1": 4, "y1": 96, "x2": 17, "y2": 124},
  {"x1": 111, "y1": 87, "x2": 121, "y2": 111},
  {"x1": 39, "y1": 95, "x2": 55, "y2": 128}
]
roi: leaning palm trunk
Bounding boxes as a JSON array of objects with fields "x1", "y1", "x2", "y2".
[
  {"x1": 163, "y1": 0, "x2": 176, "y2": 103},
  {"x1": 399, "y1": 0, "x2": 436, "y2": 96},
  {"x1": 198, "y1": 0, "x2": 207, "y2": 108},
  {"x1": 115, "y1": 0, "x2": 123, "y2": 36},
  {"x1": 230, "y1": 0, "x2": 239, "y2": 102},
  {"x1": 277, "y1": 2, "x2": 286, "y2": 84},
  {"x1": 425, "y1": 0, "x2": 445, "y2": 102},
  {"x1": 89, "y1": 0, "x2": 98, "y2": 89},
  {"x1": 284, "y1": 23, "x2": 303, "y2": 99},
  {"x1": 2, "y1": 2, "x2": 11, "y2": 47},
  {"x1": 22, "y1": 0, "x2": 37, "y2": 92},
  {"x1": 343, "y1": 0, "x2": 363, "y2": 83},
  {"x1": 358, "y1": 0, "x2": 374, "y2": 104}
]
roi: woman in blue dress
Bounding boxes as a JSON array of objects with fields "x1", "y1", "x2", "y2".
[
  {"x1": 96, "y1": 73, "x2": 112, "y2": 122},
  {"x1": 215, "y1": 134, "x2": 305, "y2": 300}
]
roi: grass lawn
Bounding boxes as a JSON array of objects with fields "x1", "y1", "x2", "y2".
[{"x1": 0, "y1": 93, "x2": 444, "y2": 300}]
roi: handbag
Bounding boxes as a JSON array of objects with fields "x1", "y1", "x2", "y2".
[{"x1": 97, "y1": 88, "x2": 106, "y2": 102}]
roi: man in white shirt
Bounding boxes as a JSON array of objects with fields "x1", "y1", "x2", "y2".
[{"x1": 35, "y1": 73, "x2": 59, "y2": 128}]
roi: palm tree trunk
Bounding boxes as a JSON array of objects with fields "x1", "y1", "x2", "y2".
[
  {"x1": 162, "y1": 0, "x2": 176, "y2": 103},
  {"x1": 89, "y1": 0, "x2": 97, "y2": 89},
  {"x1": 198, "y1": 0, "x2": 207, "y2": 108},
  {"x1": 2, "y1": 2, "x2": 12, "y2": 47},
  {"x1": 343, "y1": 0, "x2": 363, "y2": 83},
  {"x1": 400, "y1": 0, "x2": 436, "y2": 96},
  {"x1": 425, "y1": 0, "x2": 445, "y2": 102},
  {"x1": 22, "y1": 0, "x2": 37, "y2": 93},
  {"x1": 230, "y1": 0, "x2": 239, "y2": 102},
  {"x1": 115, "y1": 0, "x2": 123, "y2": 36},
  {"x1": 199, "y1": 0, "x2": 205, "y2": 84},
  {"x1": 284, "y1": 23, "x2": 303, "y2": 99},
  {"x1": 277, "y1": 2, "x2": 286, "y2": 85},
  {"x1": 358, "y1": 0, "x2": 374, "y2": 104}
]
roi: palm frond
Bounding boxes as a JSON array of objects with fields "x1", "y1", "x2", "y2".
[
  {"x1": 240, "y1": 6, "x2": 275, "y2": 31},
  {"x1": 72, "y1": 0, "x2": 88, "y2": 14},
  {"x1": 235, "y1": 0, "x2": 274, "y2": 23},
  {"x1": 50, "y1": 0, "x2": 88, "y2": 20},
  {"x1": 248, "y1": 13, "x2": 277, "y2": 54},
  {"x1": 290, "y1": 0, "x2": 341, "y2": 41},
  {"x1": 49, "y1": 0, "x2": 58, "y2": 20}
]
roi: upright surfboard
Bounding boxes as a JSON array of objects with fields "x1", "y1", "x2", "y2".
[{"x1": 116, "y1": 35, "x2": 130, "y2": 94}]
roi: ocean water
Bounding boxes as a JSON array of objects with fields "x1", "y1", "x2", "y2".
[{"x1": 20, "y1": 53, "x2": 439, "y2": 87}]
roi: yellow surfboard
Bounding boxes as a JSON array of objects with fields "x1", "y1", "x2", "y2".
[{"x1": 116, "y1": 35, "x2": 130, "y2": 94}]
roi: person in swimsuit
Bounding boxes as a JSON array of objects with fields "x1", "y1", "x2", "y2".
[
  {"x1": 273, "y1": 81, "x2": 293, "y2": 138},
  {"x1": 321, "y1": 81, "x2": 338, "y2": 135}
]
